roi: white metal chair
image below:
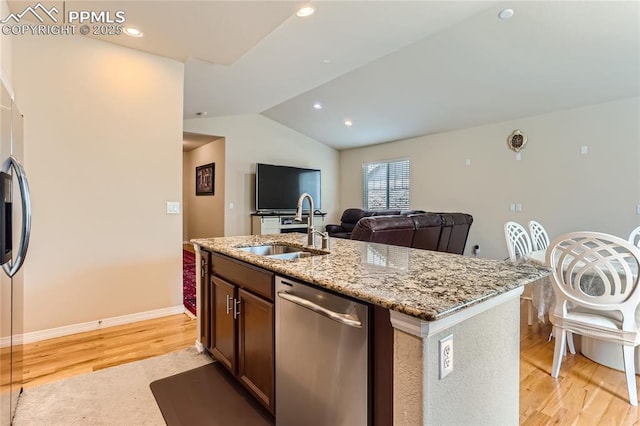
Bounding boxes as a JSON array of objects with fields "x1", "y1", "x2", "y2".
[
  {"x1": 529, "y1": 220, "x2": 550, "y2": 251},
  {"x1": 547, "y1": 232, "x2": 640, "y2": 406},
  {"x1": 504, "y1": 221, "x2": 535, "y2": 324},
  {"x1": 629, "y1": 225, "x2": 640, "y2": 248}
]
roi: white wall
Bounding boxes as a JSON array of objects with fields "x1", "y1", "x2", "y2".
[
  {"x1": 0, "y1": 0, "x2": 12, "y2": 88},
  {"x1": 183, "y1": 137, "x2": 226, "y2": 240},
  {"x1": 14, "y1": 34, "x2": 184, "y2": 333},
  {"x1": 394, "y1": 297, "x2": 520, "y2": 425},
  {"x1": 184, "y1": 114, "x2": 340, "y2": 236},
  {"x1": 340, "y1": 98, "x2": 640, "y2": 259}
]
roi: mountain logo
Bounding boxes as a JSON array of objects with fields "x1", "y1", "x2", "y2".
[{"x1": 1, "y1": 2, "x2": 59, "y2": 24}]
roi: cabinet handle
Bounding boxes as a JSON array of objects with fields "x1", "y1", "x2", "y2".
[
  {"x1": 233, "y1": 299, "x2": 241, "y2": 319},
  {"x1": 201, "y1": 260, "x2": 207, "y2": 278},
  {"x1": 226, "y1": 295, "x2": 232, "y2": 315}
]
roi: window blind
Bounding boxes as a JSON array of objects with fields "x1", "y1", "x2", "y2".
[{"x1": 362, "y1": 159, "x2": 409, "y2": 210}]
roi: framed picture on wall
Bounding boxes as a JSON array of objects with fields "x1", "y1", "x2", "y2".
[{"x1": 196, "y1": 163, "x2": 215, "y2": 196}]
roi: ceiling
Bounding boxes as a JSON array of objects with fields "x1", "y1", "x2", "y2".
[
  {"x1": 10, "y1": 1, "x2": 640, "y2": 150},
  {"x1": 183, "y1": 132, "x2": 222, "y2": 152}
]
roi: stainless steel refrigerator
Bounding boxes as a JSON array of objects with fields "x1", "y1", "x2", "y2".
[{"x1": 0, "y1": 80, "x2": 31, "y2": 425}]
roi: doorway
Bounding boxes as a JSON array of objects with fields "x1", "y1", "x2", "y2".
[{"x1": 182, "y1": 132, "x2": 225, "y2": 315}]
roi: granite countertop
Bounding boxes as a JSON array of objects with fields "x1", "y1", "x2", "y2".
[{"x1": 191, "y1": 233, "x2": 550, "y2": 321}]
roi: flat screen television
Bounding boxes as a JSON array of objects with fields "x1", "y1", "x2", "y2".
[{"x1": 256, "y1": 163, "x2": 321, "y2": 212}]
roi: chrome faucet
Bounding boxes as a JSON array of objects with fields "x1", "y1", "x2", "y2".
[
  {"x1": 295, "y1": 193, "x2": 316, "y2": 247},
  {"x1": 294, "y1": 192, "x2": 330, "y2": 250}
]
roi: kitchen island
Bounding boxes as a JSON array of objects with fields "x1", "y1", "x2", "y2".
[{"x1": 192, "y1": 233, "x2": 549, "y2": 425}]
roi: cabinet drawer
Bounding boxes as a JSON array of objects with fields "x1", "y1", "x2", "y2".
[{"x1": 212, "y1": 253, "x2": 274, "y2": 301}]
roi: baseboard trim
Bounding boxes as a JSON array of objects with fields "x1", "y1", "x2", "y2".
[{"x1": 18, "y1": 305, "x2": 186, "y2": 345}]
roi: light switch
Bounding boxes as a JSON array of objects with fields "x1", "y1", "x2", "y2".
[
  {"x1": 510, "y1": 203, "x2": 516, "y2": 212},
  {"x1": 581, "y1": 145, "x2": 588, "y2": 155},
  {"x1": 515, "y1": 153, "x2": 521, "y2": 161},
  {"x1": 166, "y1": 201, "x2": 180, "y2": 215},
  {"x1": 465, "y1": 159, "x2": 471, "y2": 166},
  {"x1": 515, "y1": 203, "x2": 522, "y2": 212}
]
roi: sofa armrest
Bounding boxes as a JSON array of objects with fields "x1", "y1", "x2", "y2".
[{"x1": 325, "y1": 224, "x2": 345, "y2": 234}]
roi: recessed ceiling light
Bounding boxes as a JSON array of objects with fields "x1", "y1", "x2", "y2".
[
  {"x1": 498, "y1": 8, "x2": 514, "y2": 20},
  {"x1": 124, "y1": 26, "x2": 143, "y2": 37},
  {"x1": 344, "y1": 119, "x2": 353, "y2": 127},
  {"x1": 296, "y1": 6, "x2": 315, "y2": 17},
  {"x1": 313, "y1": 103, "x2": 323, "y2": 110},
  {"x1": 321, "y1": 59, "x2": 331, "y2": 64}
]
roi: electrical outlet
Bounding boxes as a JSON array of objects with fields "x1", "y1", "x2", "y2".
[{"x1": 439, "y1": 334, "x2": 454, "y2": 379}]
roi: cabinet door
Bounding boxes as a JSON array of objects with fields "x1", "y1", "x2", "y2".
[
  {"x1": 261, "y1": 217, "x2": 280, "y2": 234},
  {"x1": 237, "y1": 288, "x2": 275, "y2": 414},
  {"x1": 211, "y1": 276, "x2": 236, "y2": 373},
  {"x1": 252, "y1": 216, "x2": 280, "y2": 235}
]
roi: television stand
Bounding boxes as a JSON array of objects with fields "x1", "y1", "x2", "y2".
[{"x1": 251, "y1": 212, "x2": 326, "y2": 235}]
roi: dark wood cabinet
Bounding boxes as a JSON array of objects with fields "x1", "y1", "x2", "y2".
[
  {"x1": 210, "y1": 276, "x2": 236, "y2": 372},
  {"x1": 205, "y1": 252, "x2": 275, "y2": 415},
  {"x1": 238, "y1": 289, "x2": 274, "y2": 410},
  {"x1": 372, "y1": 305, "x2": 394, "y2": 426}
]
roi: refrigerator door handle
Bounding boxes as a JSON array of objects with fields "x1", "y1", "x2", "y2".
[{"x1": 3, "y1": 156, "x2": 31, "y2": 278}]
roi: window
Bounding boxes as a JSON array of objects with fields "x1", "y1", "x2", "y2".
[{"x1": 363, "y1": 159, "x2": 409, "y2": 210}]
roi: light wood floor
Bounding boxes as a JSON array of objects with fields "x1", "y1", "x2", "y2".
[
  {"x1": 19, "y1": 307, "x2": 640, "y2": 424},
  {"x1": 19, "y1": 313, "x2": 197, "y2": 390},
  {"x1": 519, "y1": 303, "x2": 639, "y2": 425}
]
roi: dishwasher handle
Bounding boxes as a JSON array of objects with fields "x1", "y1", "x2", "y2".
[{"x1": 277, "y1": 291, "x2": 363, "y2": 328}]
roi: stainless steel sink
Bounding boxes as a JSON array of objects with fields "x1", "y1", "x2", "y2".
[
  {"x1": 267, "y1": 251, "x2": 318, "y2": 260},
  {"x1": 238, "y1": 244, "x2": 303, "y2": 256},
  {"x1": 237, "y1": 244, "x2": 326, "y2": 259}
]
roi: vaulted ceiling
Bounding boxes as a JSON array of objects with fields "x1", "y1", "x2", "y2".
[{"x1": 11, "y1": 1, "x2": 640, "y2": 150}]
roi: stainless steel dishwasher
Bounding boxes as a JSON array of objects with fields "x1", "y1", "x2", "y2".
[{"x1": 275, "y1": 276, "x2": 369, "y2": 425}]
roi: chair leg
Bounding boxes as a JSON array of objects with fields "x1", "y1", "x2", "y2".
[
  {"x1": 566, "y1": 331, "x2": 576, "y2": 355},
  {"x1": 551, "y1": 327, "x2": 566, "y2": 378},
  {"x1": 622, "y1": 345, "x2": 638, "y2": 406}
]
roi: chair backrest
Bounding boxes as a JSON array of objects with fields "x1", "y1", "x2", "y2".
[
  {"x1": 529, "y1": 220, "x2": 550, "y2": 251},
  {"x1": 629, "y1": 225, "x2": 640, "y2": 248},
  {"x1": 546, "y1": 232, "x2": 640, "y2": 328},
  {"x1": 504, "y1": 221, "x2": 533, "y2": 262}
]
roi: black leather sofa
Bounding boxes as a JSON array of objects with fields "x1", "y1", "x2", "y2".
[
  {"x1": 325, "y1": 208, "x2": 425, "y2": 239},
  {"x1": 350, "y1": 212, "x2": 473, "y2": 255}
]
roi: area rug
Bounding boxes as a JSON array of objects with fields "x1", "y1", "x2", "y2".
[
  {"x1": 150, "y1": 362, "x2": 274, "y2": 426},
  {"x1": 12, "y1": 347, "x2": 212, "y2": 426},
  {"x1": 183, "y1": 249, "x2": 196, "y2": 316}
]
